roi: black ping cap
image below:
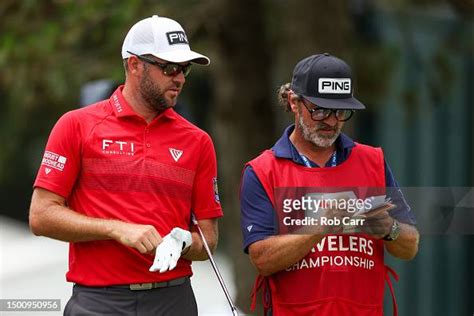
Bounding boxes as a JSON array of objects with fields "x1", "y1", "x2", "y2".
[{"x1": 291, "y1": 53, "x2": 365, "y2": 109}]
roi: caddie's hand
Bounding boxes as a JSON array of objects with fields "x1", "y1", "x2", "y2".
[
  {"x1": 110, "y1": 222, "x2": 161, "y2": 254},
  {"x1": 360, "y1": 210, "x2": 393, "y2": 239},
  {"x1": 149, "y1": 227, "x2": 192, "y2": 273}
]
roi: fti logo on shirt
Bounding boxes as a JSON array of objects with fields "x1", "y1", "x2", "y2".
[{"x1": 102, "y1": 139, "x2": 135, "y2": 156}]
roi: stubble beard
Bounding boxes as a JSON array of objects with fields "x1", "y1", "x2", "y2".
[
  {"x1": 139, "y1": 65, "x2": 173, "y2": 112},
  {"x1": 297, "y1": 111, "x2": 341, "y2": 148}
]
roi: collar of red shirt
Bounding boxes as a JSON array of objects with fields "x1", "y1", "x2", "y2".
[{"x1": 109, "y1": 85, "x2": 176, "y2": 122}]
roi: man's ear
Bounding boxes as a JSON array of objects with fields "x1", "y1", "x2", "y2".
[
  {"x1": 127, "y1": 56, "x2": 141, "y2": 75},
  {"x1": 288, "y1": 92, "x2": 300, "y2": 114}
]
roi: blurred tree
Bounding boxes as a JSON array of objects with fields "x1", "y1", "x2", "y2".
[
  {"x1": 0, "y1": 0, "x2": 152, "y2": 220},
  {"x1": 202, "y1": 0, "x2": 276, "y2": 310}
]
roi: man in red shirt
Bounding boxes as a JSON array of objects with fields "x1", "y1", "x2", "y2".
[
  {"x1": 241, "y1": 53, "x2": 419, "y2": 315},
  {"x1": 29, "y1": 15, "x2": 222, "y2": 316}
]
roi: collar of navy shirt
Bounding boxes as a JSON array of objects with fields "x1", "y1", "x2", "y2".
[{"x1": 272, "y1": 124, "x2": 356, "y2": 168}]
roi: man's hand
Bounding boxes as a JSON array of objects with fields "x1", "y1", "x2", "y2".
[
  {"x1": 149, "y1": 228, "x2": 192, "y2": 273},
  {"x1": 360, "y1": 209, "x2": 394, "y2": 239},
  {"x1": 110, "y1": 222, "x2": 162, "y2": 254}
]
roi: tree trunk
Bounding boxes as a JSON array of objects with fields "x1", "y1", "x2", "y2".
[{"x1": 205, "y1": 0, "x2": 275, "y2": 311}]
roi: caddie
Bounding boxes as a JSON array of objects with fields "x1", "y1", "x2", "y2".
[{"x1": 240, "y1": 53, "x2": 419, "y2": 316}]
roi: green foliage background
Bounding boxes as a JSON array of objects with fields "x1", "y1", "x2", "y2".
[{"x1": 1, "y1": 1, "x2": 170, "y2": 219}]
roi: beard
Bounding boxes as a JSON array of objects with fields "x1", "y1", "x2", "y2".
[
  {"x1": 139, "y1": 65, "x2": 173, "y2": 112},
  {"x1": 297, "y1": 109, "x2": 342, "y2": 148}
]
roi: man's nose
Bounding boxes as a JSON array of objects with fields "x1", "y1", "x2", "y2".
[
  {"x1": 173, "y1": 71, "x2": 186, "y2": 85},
  {"x1": 323, "y1": 112, "x2": 339, "y2": 126}
]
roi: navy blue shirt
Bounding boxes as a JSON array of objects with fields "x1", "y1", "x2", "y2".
[{"x1": 240, "y1": 125, "x2": 416, "y2": 253}]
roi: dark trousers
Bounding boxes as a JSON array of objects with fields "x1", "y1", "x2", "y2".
[{"x1": 64, "y1": 278, "x2": 197, "y2": 316}]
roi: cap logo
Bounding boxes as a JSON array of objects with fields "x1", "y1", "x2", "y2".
[
  {"x1": 166, "y1": 31, "x2": 188, "y2": 45},
  {"x1": 318, "y1": 78, "x2": 351, "y2": 94}
]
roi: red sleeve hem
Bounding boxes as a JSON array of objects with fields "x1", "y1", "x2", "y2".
[
  {"x1": 193, "y1": 207, "x2": 223, "y2": 220},
  {"x1": 33, "y1": 181, "x2": 70, "y2": 199}
]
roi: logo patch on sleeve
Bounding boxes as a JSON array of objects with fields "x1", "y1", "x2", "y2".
[
  {"x1": 41, "y1": 151, "x2": 67, "y2": 172},
  {"x1": 166, "y1": 31, "x2": 188, "y2": 45},
  {"x1": 213, "y1": 177, "x2": 220, "y2": 203}
]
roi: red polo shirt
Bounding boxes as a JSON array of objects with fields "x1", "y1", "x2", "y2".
[{"x1": 34, "y1": 86, "x2": 223, "y2": 286}]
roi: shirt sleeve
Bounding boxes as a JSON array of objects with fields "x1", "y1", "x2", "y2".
[
  {"x1": 191, "y1": 134, "x2": 223, "y2": 220},
  {"x1": 33, "y1": 111, "x2": 82, "y2": 198},
  {"x1": 240, "y1": 166, "x2": 277, "y2": 254},
  {"x1": 385, "y1": 160, "x2": 417, "y2": 225}
]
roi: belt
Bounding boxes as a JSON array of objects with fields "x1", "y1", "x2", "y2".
[
  {"x1": 126, "y1": 276, "x2": 188, "y2": 291},
  {"x1": 78, "y1": 277, "x2": 189, "y2": 291}
]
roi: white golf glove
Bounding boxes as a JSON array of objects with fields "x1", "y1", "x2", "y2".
[{"x1": 149, "y1": 227, "x2": 192, "y2": 273}]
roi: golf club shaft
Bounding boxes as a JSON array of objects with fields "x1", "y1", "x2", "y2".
[{"x1": 192, "y1": 215, "x2": 239, "y2": 316}]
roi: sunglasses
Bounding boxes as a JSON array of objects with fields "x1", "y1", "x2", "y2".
[
  {"x1": 300, "y1": 98, "x2": 354, "y2": 122},
  {"x1": 127, "y1": 51, "x2": 192, "y2": 77}
]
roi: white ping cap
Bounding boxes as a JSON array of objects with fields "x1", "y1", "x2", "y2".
[{"x1": 121, "y1": 15, "x2": 210, "y2": 65}]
